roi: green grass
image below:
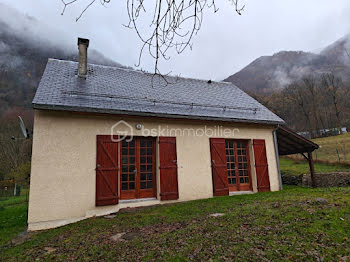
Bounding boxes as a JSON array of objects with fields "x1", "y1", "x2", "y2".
[
  {"x1": 1, "y1": 186, "x2": 350, "y2": 261},
  {"x1": 312, "y1": 132, "x2": 350, "y2": 163},
  {"x1": 280, "y1": 157, "x2": 350, "y2": 176},
  {"x1": 0, "y1": 193, "x2": 28, "y2": 247}
]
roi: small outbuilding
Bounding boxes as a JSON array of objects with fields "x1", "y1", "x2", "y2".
[{"x1": 28, "y1": 38, "x2": 287, "y2": 230}]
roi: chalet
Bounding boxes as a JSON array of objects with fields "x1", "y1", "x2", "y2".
[{"x1": 28, "y1": 38, "x2": 292, "y2": 230}]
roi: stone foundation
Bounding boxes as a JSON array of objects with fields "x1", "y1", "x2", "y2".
[
  {"x1": 302, "y1": 172, "x2": 350, "y2": 187},
  {"x1": 282, "y1": 172, "x2": 350, "y2": 187}
]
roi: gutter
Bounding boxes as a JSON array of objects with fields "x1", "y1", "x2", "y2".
[
  {"x1": 32, "y1": 103, "x2": 285, "y2": 126},
  {"x1": 273, "y1": 125, "x2": 283, "y2": 190}
]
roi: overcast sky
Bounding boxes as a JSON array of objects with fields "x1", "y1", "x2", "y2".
[{"x1": 2, "y1": 0, "x2": 350, "y2": 80}]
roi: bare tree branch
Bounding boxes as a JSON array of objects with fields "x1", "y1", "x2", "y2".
[{"x1": 60, "y1": 0, "x2": 244, "y2": 75}]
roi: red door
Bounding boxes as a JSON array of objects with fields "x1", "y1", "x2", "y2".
[
  {"x1": 120, "y1": 137, "x2": 157, "y2": 200},
  {"x1": 159, "y1": 137, "x2": 179, "y2": 200},
  {"x1": 96, "y1": 135, "x2": 119, "y2": 206},
  {"x1": 253, "y1": 139, "x2": 271, "y2": 192}
]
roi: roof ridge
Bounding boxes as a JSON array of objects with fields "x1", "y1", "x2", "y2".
[{"x1": 47, "y1": 58, "x2": 234, "y2": 86}]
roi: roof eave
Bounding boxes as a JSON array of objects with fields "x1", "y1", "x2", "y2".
[{"x1": 33, "y1": 103, "x2": 285, "y2": 126}]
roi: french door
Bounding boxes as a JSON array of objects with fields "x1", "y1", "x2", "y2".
[
  {"x1": 225, "y1": 140, "x2": 252, "y2": 191},
  {"x1": 120, "y1": 137, "x2": 156, "y2": 200}
]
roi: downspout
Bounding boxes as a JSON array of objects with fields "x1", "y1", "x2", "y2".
[{"x1": 273, "y1": 125, "x2": 283, "y2": 190}]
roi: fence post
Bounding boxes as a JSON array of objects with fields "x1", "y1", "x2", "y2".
[{"x1": 336, "y1": 148, "x2": 340, "y2": 162}]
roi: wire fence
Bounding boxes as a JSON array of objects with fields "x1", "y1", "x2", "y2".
[{"x1": 288, "y1": 140, "x2": 350, "y2": 166}]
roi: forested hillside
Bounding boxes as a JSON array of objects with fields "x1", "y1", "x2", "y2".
[
  {"x1": 0, "y1": 19, "x2": 120, "y2": 119},
  {"x1": 252, "y1": 74, "x2": 350, "y2": 136},
  {"x1": 225, "y1": 35, "x2": 350, "y2": 94},
  {"x1": 0, "y1": 5, "x2": 121, "y2": 183}
]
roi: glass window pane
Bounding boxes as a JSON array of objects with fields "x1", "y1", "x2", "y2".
[
  {"x1": 140, "y1": 182, "x2": 146, "y2": 189},
  {"x1": 122, "y1": 157, "x2": 128, "y2": 164},
  {"x1": 147, "y1": 157, "x2": 152, "y2": 163},
  {"x1": 129, "y1": 173, "x2": 135, "y2": 181},
  {"x1": 147, "y1": 165, "x2": 152, "y2": 172},
  {"x1": 141, "y1": 157, "x2": 146, "y2": 163},
  {"x1": 140, "y1": 165, "x2": 146, "y2": 172},
  {"x1": 141, "y1": 173, "x2": 146, "y2": 181},
  {"x1": 245, "y1": 177, "x2": 249, "y2": 183},
  {"x1": 147, "y1": 140, "x2": 152, "y2": 147},
  {"x1": 122, "y1": 148, "x2": 128, "y2": 155},
  {"x1": 129, "y1": 165, "x2": 135, "y2": 172},
  {"x1": 147, "y1": 148, "x2": 152, "y2": 155},
  {"x1": 129, "y1": 139, "x2": 135, "y2": 147},
  {"x1": 140, "y1": 148, "x2": 146, "y2": 155},
  {"x1": 122, "y1": 140, "x2": 127, "y2": 147},
  {"x1": 147, "y1": 173, "x2": 152, "y2": 180},
  {"x1": 122, "y1": 174, "x2": 128, "y2": 181},
  {"x1": 122, "y1": 183, "x2": 128, "y2": 190},
  {"x1": 232, "y1": 178, "x2": 236, "y2": 184},
  {"x1": 122, "y1": 166, "x2": 127, "y2": 172},
  {"x1": 129, "y1": 157, "x2": 135, "y2": 164},
  {"x1": 140, "y1": 140, "x2": 146, "y2": 147},
  {"x1": 240, "y1": 177, "x2": 244, "y2": 183},
  {"x1": 228, "y1": 178, "x2": 232, "y2": 184},
  {"x1": 147, "y1": 181, "x2": 152, "y2": 188},
  {"x1": 129, "y1": 148, "x2": 135, "y2": 155},
  {"x1": 129, "y1": 182, "x2": 135, "y2": 190}
]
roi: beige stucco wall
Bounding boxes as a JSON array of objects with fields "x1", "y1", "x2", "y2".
[{"x1": 28, "y1": 110, "x2": 280, "y2": 230}]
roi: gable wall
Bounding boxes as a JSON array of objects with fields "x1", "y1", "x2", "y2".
[{"x1": 28, "y1": 110, "x2": 280, "y2": 230}]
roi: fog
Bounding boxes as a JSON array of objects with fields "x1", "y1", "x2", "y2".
[{"x1": 2, "y1": 0, "x2": 350, "y2": 80}]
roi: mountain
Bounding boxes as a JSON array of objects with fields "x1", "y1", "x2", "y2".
[
  {"x1": 224, "y1": 35, "x2": 350, "y2": 93},
  {"x1": 0, "y1": 4, "x2": 122, "y2": 119}
]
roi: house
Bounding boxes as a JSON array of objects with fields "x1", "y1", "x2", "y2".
[{"x1": 28, "y1": 38, "x2": 286, "y2": 231}]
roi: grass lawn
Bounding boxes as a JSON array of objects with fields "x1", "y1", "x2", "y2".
[
  {"x1": 279, "y1": 157, "x2": 350, "y2": 176},
  {"x1": 1, "y1": 186, "x2": 350, "y2": 261},
  {"x1": 0, "y1": 192, "x2": 28, "y2": 247},
  {"x1": 312, "y1": 132, "x2": 350, "y2": 163}
]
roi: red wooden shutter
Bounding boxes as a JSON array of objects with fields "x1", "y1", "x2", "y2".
[
  {"x1": 159, "y1": 137, "x2": 179, "y2": 200},
  {"x1": 96, "y1": 135, "x2": 119, "y2": 206},
  {"x1": 209, "y1": 138, "x2": 229, "y2": 196},
  {"x1": 253, "y1": 139, "x2": 271, "y2": 192}
]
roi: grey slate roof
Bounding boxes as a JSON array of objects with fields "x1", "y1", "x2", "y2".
[{"x1": 33, "y1": 59, "x2": 284, "y2": 125}]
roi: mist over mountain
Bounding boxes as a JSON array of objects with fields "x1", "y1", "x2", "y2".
[
  {"x1": 225, "y1": 35, "x2": 350, "y2": 93},
  {"x1": 0, "y1": 4, "x2": 122, "y2": 118}
]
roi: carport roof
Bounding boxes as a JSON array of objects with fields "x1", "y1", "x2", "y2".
[{"x1": 276, "y1": 126, "x2": 319, "y2": 155}]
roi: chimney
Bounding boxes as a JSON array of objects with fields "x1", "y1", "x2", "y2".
[{"x1": 77, "y1": 37, "x2": 89, "y2": 78}]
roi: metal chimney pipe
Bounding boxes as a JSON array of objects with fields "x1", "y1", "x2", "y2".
[{"x1": 77, "y1": 37, "x2": 89, "y2": 78}]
